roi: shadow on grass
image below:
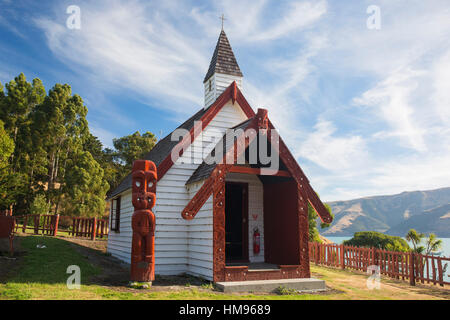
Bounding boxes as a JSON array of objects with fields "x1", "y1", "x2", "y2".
[
  {"x1": 2, "y1": 235, "x2": 213, "y2": 290},
  {"x1": 2, "y1": 235, "x2": 100, "y2": 285}
]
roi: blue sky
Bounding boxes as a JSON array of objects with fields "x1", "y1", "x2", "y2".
[{"x1": 1, "y1": 0, "x2": 449, "y2": 201}]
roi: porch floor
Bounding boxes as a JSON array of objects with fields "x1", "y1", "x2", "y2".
[
  {"x1": 225, "y1": 262, "x2": 279, "y2": 271},
  {"x1": 215, "y1": 278, "x2": 327, "y2": 293}
]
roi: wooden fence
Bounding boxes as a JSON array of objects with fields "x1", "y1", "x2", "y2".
[
  {"x1": 14, "y1": 214, "x2": 60, "y2": 236},
  {"x1": 70, "y1": 217, "x2": 108, "y2": 240},
  {"x1": 13, "y1": 214, "x2": 108, "y2": 240},
  {"x1": 309, "y1": 242, "x2": 450, "y2": 287}
]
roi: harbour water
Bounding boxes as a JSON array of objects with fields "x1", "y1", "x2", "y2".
[{"x1": 325, "y1": 236, "x2": 450, "y2": 258}]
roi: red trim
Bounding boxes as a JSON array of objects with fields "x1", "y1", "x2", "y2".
[
  {"x1": 229, "y1": 166, "x2": 291, "y2": 177},
  {"x1": 223, "y1": 265, "x2": 303, "y2": 281},
  {"x1": 157, "y1": 82, "x2": 255, "y2": 182},
  {"x1": 181, "y1": 108, "x2": 332, "y2": 224},
  {"x1": 213, "y1": 171, "x2": 226, "y2": 282},
  {"x1": 297, "y1": 184, "x2": 311, "y2": 278},
  {"x1": 182, "y1": 118, "x2": 259, "y2": 220},
  {"x1": 270, "y1": 127, "x2": 332, "y2": 224}
]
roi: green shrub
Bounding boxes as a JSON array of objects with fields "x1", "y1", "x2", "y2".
[
  {"x1": 30, "y1": 194, "x2": 50, "y2": 215},
  {"x1": 274, "y1": 286, "x2": 299, "y2": 295},
  {"x1": 344, "y1": 231, "x2": 410, "y2": 252}
]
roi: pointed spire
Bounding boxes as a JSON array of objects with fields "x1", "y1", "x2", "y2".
[{"x1": 203, "y1": 30, "x2": 243, "y2": 83}]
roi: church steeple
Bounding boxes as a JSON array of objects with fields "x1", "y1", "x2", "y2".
[{"x1": 204, "y1": 30, "x2": 243, "y2": 108}]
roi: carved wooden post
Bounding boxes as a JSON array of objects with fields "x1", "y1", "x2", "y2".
[
  {"x1": 130, "y1": 160, "x2": 157, "y2": 284},
  {"x1": 297, "y1": 184, "x2": 310, "y2": 278},
  {"x1": 409, "y1": 251, "x2": 415, "y2": 286},
  {"x1": 212, "y1": 171, "x2": 226, "y2": 282}
]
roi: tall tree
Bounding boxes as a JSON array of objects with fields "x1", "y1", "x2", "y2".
[
  {"x1": 0, "y1": 120, "x2": 16, "y2": 209},
  {"x1": 31, "y1": 84, "x2": 90, "y2": 213},
  {"x1": 63, "y1": 150, "x2": 109, "y2": 217},
  {"x1": 0, "y1": 74, "x2": 46, "y2": 212},
  {"x1": 113, "y1": 131, "x2": 157, "y2": 170}
]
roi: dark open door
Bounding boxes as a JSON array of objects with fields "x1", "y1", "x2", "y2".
[{"x1": 225, "y1": 182, "x2": 249, "y2": 263}]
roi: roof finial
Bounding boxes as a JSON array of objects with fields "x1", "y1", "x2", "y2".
[{"x1": 220, "y1": 13, "x2": 226, "y2": 30}]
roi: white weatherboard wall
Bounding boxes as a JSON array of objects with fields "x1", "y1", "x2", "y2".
[
  {"x1": 186, "y1": 181, "x2": 213, "y2": 280},
  {"x1": 107, "y1": 190, "x2": 133, "y2": 263},
  {"x1": 204, "y1": 73, "x2": 243, "y2": 108},
  {"x1": 107, "y1": 100, "x2": 249, "y2": 280},
  {"x1": 225, "y1": 172, "x2": 265, "y2": 263}
]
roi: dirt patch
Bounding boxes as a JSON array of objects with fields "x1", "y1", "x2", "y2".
[
  {"x1": 311, "y1": 265, "x2": 450, "y2": 300},
  {"x1": 61, "y1": 237, "x2": 216, "y2": 293}
]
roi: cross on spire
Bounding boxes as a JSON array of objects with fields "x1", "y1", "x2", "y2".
[{"x1": 220, "y1": 14, "x2": 226, "y2": 30}]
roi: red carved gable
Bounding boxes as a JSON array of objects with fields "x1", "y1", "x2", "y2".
[
  {"x1": 181, "y1": 109, "x2": 333, "y2": 224},
  {"x1": 157, "y1": 81, "x2": 255, "y2": 182}
]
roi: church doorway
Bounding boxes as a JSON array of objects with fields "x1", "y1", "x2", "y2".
[{"x1": 225, "y1": 182, "x2": 248, "y2": 263}]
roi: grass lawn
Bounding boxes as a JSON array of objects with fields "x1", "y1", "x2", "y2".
[{"x1": 0, "y1": 235, "x2": 448, "y2": 300}]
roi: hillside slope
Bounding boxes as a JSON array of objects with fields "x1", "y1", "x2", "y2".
[{"x1": 323, "y1": 187, "x2": 450, "y2": 237}]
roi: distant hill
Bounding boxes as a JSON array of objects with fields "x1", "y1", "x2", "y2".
[{"x1": 322, "y1": 187, "x2": 450, "y2": 237}]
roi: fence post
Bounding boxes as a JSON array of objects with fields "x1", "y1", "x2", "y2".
[
  {"x1": 372, "y1": 247, "x2": 376, "y2": 266},
  {"x1": 340, "y1": 244, "x2": 345, "y2": 269},
  {"x1": 34, "y1": 215, "x2": 40, "y2": 234},
  {"x1": 437, "y1": 257, "x2": 444, "y2": 287},
  {"x1": 409, "y1": 251, "x2": 415, "y2": 286},
  {"x1": 314, "y1": 242, "x2": 319, "y2": 265},
  {"x1": 53, "y1": 214, "x2": 60, "y2": 236},
  {"x1": 22, "y1": 215, "x2": 28, "y2": 233},
  {"x1": 91, "y1": 217, "x2": 97, "y2": 241}
]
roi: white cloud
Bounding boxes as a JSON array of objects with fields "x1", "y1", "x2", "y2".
[
  {"x1": 432, "y1": 50, "x2": 450, "y2": 122},
  {"x1": 297, "y1": 119, "x2": 368, "y2": 171},
  {"x1": 353, "y1": 67, "x2": 428, "y2": 152},
  {"x1": 29, "y1": 0, "x2": 450, "y2": 202},
  {"x1": 252, "y1": 1, "x2": 327, "y2": 42},
  {"x1": 190, "y1": 0, "x2": 327, "y2": 43},
  {"x1": 35, "y1": 1, "x2": 207, "y2": 115}
]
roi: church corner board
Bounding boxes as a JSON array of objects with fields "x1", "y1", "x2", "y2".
[{"x1": 106, "y1": 29, "x2": 333, "y2": 283}]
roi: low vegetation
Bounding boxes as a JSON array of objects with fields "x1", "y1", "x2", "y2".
[
  {"x1": 406, "y1": 229, "x2": 443, "y2": 255},
  {"x1": 343, "y1": 231, "x2": 410, "y2": 252},
  {"x1": 1, "y1": 235, "x2": 448, "y2": 300}
]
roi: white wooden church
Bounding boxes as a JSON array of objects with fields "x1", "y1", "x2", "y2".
[{"x1": 107, "y1": 29, "x2": 332, "y2": 283}]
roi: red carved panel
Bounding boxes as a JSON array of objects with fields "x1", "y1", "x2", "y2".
[
  {"x1": 182, "y1": 119, "x2": 259, "y2": 220},
  {"x1": 222, "y1": 265, "x2": 303, "y2": 281},
  {"x1": 130, "y1": 160, "x2": 157, "y2": 282},
  {"x1": 256, "y1": 108, "x2": 269, "y2": 130},
  {"x1": 213, "y1": 175, "x2": 226, "y2": 282},
  {"x1": 297, "y1": 185, "x2": 311, "y2": 278},
  {"x1": 271, "y1": 128, "x2": 332, "y2": 224}
]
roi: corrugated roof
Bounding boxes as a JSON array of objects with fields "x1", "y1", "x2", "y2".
[{"x1": 203, "y1": 30, "x2": 243, "y2": 83}]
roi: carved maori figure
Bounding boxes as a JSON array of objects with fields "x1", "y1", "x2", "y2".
[{"x1": 130, "y1": 160, "x2": 157, "y2": 282}]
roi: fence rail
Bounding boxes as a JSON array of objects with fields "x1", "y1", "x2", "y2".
[
  {"x1": 14, "y1": 214, "x2": 60, "y2": 236},
  {"x1": 13, "y1": 214, "x2": 108, "y2": 240},
  {"x1": 70, "y1": 217, "x2": 108, "y2": 240},
  {"x1": 309, "y1": 242, "x2": 450, "y2": 287}
]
